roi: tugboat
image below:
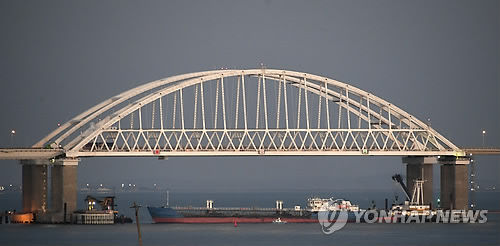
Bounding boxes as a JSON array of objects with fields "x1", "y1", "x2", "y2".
[{"x1": 272, "y1": 217, "x2": 287, "y2": 224}]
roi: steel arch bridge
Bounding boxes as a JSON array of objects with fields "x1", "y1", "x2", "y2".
[{"x1": 34, "y1": 69, "x2": 463, "y2": 158}]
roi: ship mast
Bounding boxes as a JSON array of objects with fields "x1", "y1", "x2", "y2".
[
  {"x1": 166, "y1": 190, "x2": 169, "y2": 207},
  {"x1": 410, "y1": 169, "x2": 425, "y2": 205},
  {"x1": 410, "y1": 180, "x2": 425, "y2": 205}
]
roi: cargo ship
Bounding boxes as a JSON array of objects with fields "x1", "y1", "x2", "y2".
[{"x1": 147, "y1": 195, "x2": 364, "y2": 224}]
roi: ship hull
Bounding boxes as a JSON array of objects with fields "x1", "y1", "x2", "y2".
[
  {"x1": 151, "y1": 217, "x2": 322, "y2": 223},
  {"x1": 147, "y1": 206, "x2": 360, "y2": 224}
]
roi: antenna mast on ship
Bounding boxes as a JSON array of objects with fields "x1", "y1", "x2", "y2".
[{"x1": 166, "y1": 190, "x2": 169, "y2": 207}]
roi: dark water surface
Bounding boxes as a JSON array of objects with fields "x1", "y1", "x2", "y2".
[
  {"x1": 0, "y1": 216, "x2": 498, "y2": 246},
  {"x1": 1, "y1": 191, "x2": 499, "y2": 245}
]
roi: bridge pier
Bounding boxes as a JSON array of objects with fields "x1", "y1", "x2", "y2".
[
  {"x1": 21, "y1": 160, "x2": 48, "y2": 214},
  {"x1": 48, "y1": 159, "x2": 79, "y2": 223},
  {"x1": 20, "y1": 158, "x2": 79, "y2": 223},
  {"x1": 403, "y1": 157, "x2": 436, "y2": 206},
  {"x1": 439, "y1": 157, "x2": 470, "y2": 210}
]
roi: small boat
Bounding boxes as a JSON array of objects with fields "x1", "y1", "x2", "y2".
[
  {"x1": 74, "y1": 195, "x2": 133, "y2": 224},
  {"x1": 272, "y1": 217, "x2": 287, "y2": 224}
]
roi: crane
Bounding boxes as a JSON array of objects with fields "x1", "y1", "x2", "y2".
[{"x1": 391, "y1": 174, "x2": 411, "y2": 201}]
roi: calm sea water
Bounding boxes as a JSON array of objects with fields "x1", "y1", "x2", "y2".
[{"x1": 1, "y1": 191, "x2": 499, "y2": 245}]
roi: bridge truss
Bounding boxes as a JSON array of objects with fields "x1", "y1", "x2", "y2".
[{"x1": 34, "y1": 69, "x2": 462, "y2": 158}]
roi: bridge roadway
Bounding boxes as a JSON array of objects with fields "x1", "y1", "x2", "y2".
[
  {"x1": 1, "y1": 147, "x2": 498, "y2": 160},
  {"x1": 0, "y1": 148, "x2": 64, "y2": 160},
  {"x1": 461, "y1": 148, "x2": 500, "y2": 155}
]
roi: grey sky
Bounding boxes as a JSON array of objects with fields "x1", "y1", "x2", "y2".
[{"x1": 0, "y1": 0, "x2": 498, "y2": 191}]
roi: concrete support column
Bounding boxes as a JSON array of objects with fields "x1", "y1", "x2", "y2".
[
  {"x1": 22, "y1": 164, "x2": 33, "y2": 212},
  {"x1": 21, "y1": 160, "x2": 48, "y2": 213},
  {"x1": 440, "y1": 157, "x2": 470, "y2": 210},
  {"x1": 50, "y1": 159, "x2": 78, "y2": 223},
  {"x1": 403, "y1": 156, "x2": 436, "y2": 206}
]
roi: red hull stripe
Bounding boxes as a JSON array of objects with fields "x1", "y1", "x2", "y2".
[{"x1": 152, "y1": 217, "x2": 357, "y2": 224}]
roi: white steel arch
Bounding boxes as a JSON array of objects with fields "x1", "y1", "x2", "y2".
[{"x1": 35, "y1": 69, "x2": 463, "y2": 158}]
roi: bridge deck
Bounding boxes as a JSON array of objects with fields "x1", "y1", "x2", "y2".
[
  {"x1": 462, "y1": 148, "x2": 500, "y2": 155},
  {"x1": 1, "y1": 148, "x2": 497, "y2": 160},
  {"x1": 0, "y1": 148, "x2": 64, "y2": 160},
  {"x1": 66, "y1": 150, "x2": 460, "y2": 158}
]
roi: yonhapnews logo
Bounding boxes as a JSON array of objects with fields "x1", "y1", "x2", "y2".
[
  {"x1": 318, "y1": 209, "x2": 488, "y2": 234},
  {"x1": 317, "y1": 200, "x2": 349, "y2": 234}
]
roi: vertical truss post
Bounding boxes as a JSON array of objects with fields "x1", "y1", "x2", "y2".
[
  {"x1": 200, "y1": 81, "x2": 206, "y2": 130},
  {"x1": 276, "y1": 75, "x2": 282, "y2": 129},
  {"x1": 317, "y1": 79, "x2": 322, "y2": 129},
  {"x1": 388, "y1": 104, "x2": 392, "y2": 130},
  {"x1": 193, "y1": 84, "x2": 198, "y2": 129},
  {"x1": 221, "y1": 76, "x2": 227, "y2": 130},
  {"x1": 138, "y1": 107, "x2": 143, "y2": 130},
  {"x1": 235, "y1": 76, "x2": 240, "y2": 129},
  {"x1": 130, "y1": 112, "x2": 134, "y2": 129},
  {"x1": 159, "y1": 94, "x2": 164, "y2": 130},
  {"x1": 367, "y1": 95, "x2": 371, "y2": 130},
  {"x1": 151, "y1": 101, "x2": 155, "y2": 129},
  {"x1": 180, "y1": 88, "x2": 185, "y2": 130},
  {"x1": 379, "y1": 107, "x2": 383, "y2": 128},
  {"x1": 324, "y1": 80, "x2": 330, "y2": 129},
  {"x1": 304, "y1": 77, "x2": 310, "y2": 129},
  {"x1": 346, "y1": 87, "x2": 351, "y2": 129},
  {"x1": 296, "y1": 79, "x2": 302, "y2": 129},
  {"x1": 283, "y1": 75, "x2": 289, "y2": 130},
  {"x1": 214, "y1": 79, "x2": 219, "y2": 129},
  {"x1": 256, "y1": 75, "x2": 261, "y2": 129},
  {"x1": 358, "y1": 97, "x2": 362, "y2": 129},
  {"x1": 337, "y1": 88, "x2": 343, "y2": 129},
  {"x1": 262, "y1": 73, "x2": 268, "y2": 129},
  {"x1": 241, "y1": 74, "x2": 248, "y2": 130},
  {"x1": 172, "y1": 92, "x2": 177, "y2": 129}
]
